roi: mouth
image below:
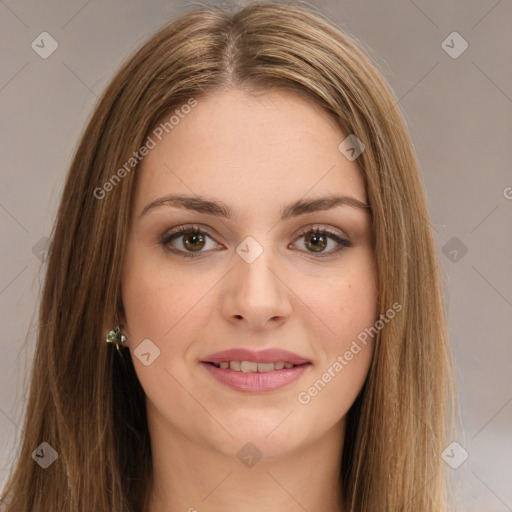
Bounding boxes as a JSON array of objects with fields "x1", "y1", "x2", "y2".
[
  {"x1": 204, "y1": 360, "x2": 306, "y2": 372},
  {"x1": 200, "y1": 348, "x2": 312, "y2": 392}
]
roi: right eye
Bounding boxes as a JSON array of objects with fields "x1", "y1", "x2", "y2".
[{"x1": 160, "y1": 225, "x2": 223, "y2": 258}]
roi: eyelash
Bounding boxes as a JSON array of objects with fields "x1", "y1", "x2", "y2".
[{"x1": 159, "y1": 224, "x2": 354, "y2": 259}]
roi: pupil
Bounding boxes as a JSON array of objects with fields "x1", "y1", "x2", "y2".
[
  {"x1": 184, "y1": 233, "x2": 205, "y2": 251},
  {"x1": 307, "y1": 233, "x2": 326, "y2": 252}
]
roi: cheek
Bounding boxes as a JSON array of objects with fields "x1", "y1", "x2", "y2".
[
  {"x1": 121, "y1": 250, "x2": 221, "y2": 372},
  {"x1": 121, "y1": 244, "x2": 199, "y2": 334},
  {"x1": 299, "y1": 252, "x2": 378, "y2": 405},
  {"x1": 121, "y1": 270, "x2": 175, "y2": 341},
  {"x1": 295, "y1": 296, "x2": 377, "y2": 428},
  {"x1": 306, "y1": 250, "x2": 378, "y2": 346}
]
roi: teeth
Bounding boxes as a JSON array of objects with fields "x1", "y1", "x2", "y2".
[
  {"x1": 212, "y1": 361, "x2": 296, "y2": 372},
  {"x1": 256, "y1": 362, "x2": 275, "y2": 373},
  {"x1": 240, "y1": 361, "x2": 258, "y2": 372},
  {"x1": 229, "y1": 361, "x2": 241, "y2": 371}
]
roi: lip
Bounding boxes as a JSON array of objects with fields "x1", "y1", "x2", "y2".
[
  {"x1": 201, "y1": 361, "x2": 311, "y2": 393},
  {"x1": 201, "y1": 348, "x2": 311, "y2": 365}
]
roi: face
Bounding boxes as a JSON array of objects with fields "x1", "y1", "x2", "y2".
[{"x1": 120, "y1": 88, "x2": 378, "y2": 460}]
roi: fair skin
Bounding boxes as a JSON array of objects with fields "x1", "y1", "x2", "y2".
[{"x1": 119, "y1": 88, "x2": 378, "y2": 511}]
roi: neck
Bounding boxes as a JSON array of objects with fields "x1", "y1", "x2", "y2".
[{"x1": 145, "y1": 413, "x2": 346, "y2": 512}]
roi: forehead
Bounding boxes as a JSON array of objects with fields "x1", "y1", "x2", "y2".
[{"x1": 135, "y1": 88, "x2": 367, "y2": 213}]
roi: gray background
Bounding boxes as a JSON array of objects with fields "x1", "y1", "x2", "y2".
[{"x1": 1, "y1": 0, "x2": 511, "y2": 509}]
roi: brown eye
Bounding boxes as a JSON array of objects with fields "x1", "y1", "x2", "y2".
[
  {"x1": 304, "y1": 232, "x2": 328, "y2": 252},
  {"x1": 182, "y1": 232, "x2": 206, "y2": 251},
  {"x1": 160, "y1": 226, "x2": 221, "y2": 258},
  {"x1": 291, "y1": 227, "x2": 353, "y2": 257}
]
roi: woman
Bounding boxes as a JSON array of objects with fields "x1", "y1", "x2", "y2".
[{"x1": 1, "y1": 2, "x2": 454, "y2": 510}]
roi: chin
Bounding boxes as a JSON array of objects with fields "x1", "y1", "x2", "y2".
[{"x1": 210, "y1": 414, "x2": 309, "y2": 457}]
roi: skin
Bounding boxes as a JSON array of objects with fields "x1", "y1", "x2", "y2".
[{"x1": 118, "y1": 88, "x2": 378, "y2": 512}]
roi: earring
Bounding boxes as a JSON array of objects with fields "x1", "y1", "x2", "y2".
[{"x1": 106, "y1": 326, "x2": 127, "y2": 351}]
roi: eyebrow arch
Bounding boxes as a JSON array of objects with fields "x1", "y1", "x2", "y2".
[{"x1": 139, "y1": 193, "x2": 370, "y2": 220}]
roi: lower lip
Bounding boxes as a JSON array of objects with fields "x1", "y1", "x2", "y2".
[{"x1": 200, "y1": 362, "x2": 311, "y2": 393}]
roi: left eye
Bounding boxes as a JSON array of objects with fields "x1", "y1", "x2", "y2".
[
  {"x1": 291, "y1": 228, "x2": 352, "y2": 255},
  {"x1": 160, "y1": 225, "x2": 352, "y2": 258}
]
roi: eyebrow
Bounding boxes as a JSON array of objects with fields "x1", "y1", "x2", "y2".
[{"x1": 139, "y1": 193, "x2": 370, "y2": 220}]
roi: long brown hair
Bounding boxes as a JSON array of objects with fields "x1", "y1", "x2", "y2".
[{"x1": 1, "y1": 2, "x2": 454, "y2": 510}]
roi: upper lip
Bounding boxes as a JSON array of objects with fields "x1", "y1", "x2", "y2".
[{"x1": 201, "y1": 348, "x2": 311, "y2": 365}]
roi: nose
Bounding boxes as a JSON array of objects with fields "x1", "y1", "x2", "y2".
[{"x1": 221, "y1": 247, "x2": 293, "y2": 331}]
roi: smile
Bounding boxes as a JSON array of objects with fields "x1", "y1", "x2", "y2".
[{"x1": 210, "y1": 360, "x2": 297, "y2": 372}]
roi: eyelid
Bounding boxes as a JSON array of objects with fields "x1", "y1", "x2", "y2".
[{"x1": 292, "y1": 223, "x2": 350, "y2": 241}]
